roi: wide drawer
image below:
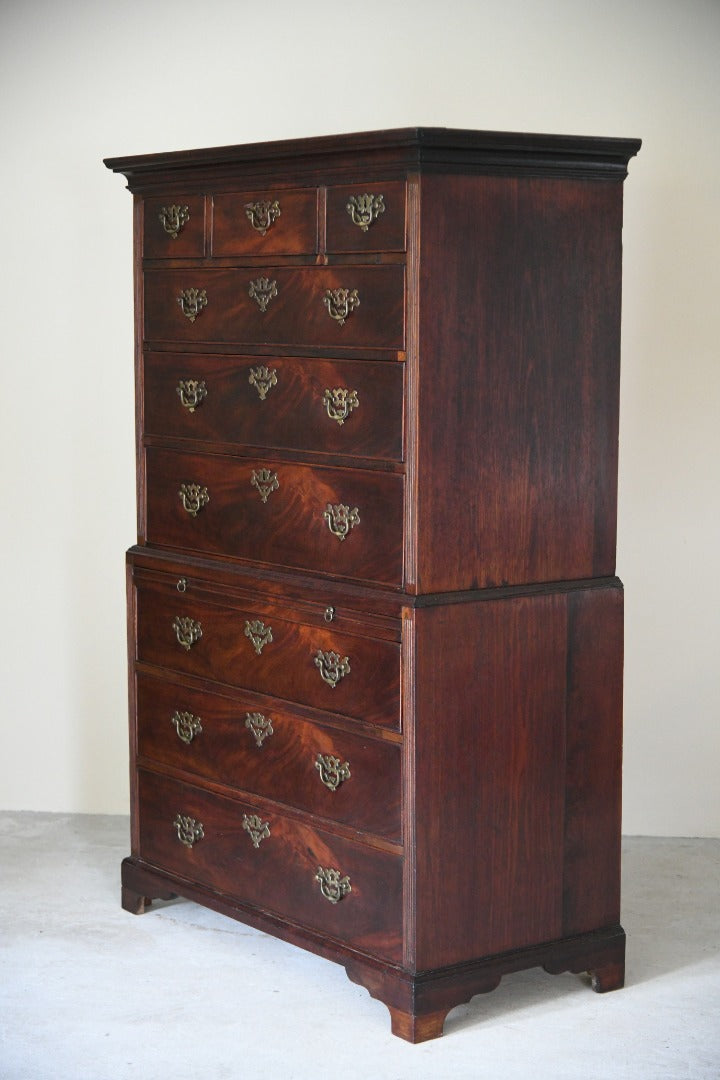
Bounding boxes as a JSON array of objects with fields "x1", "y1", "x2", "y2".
[
  {"x1": 137, "y1": 768, "x2": 402, "y2": 962},
  {"x1": 144, "y1": 352, "x2": 404, "y2": 461},
  {"x1": 134, "y1": 580, "x2": 401, "y2": 730},
  {"x1": 145, "y1": 446, "x2": 404, "y2": 586},
  {"x1": 143, "y1": 195, "x2": 206, "y2": 258},
  {"x1": 212, "y1": 188, "x2": 318, "y2": 255},
  {"x1": 136, "y1": 672, "x2": 401, "y2": 840},
  {"x1": 144, "y1": 266, "x2": 405, "y2": 350},
  {"x1": 326, "y1": 181, "x2": 406, "y2": 253}
]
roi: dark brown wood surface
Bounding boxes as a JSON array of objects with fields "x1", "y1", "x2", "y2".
[
  {"x1": 410, "y1": 592, "x2": 567, "y2": 970},
  {"x1": 326, "y1": 181, "x2": 406, "y2": 253},
  {"x1": 562, "y1": 585, "x2": 623, "y2": 935},
  {"x1": 143, "y1": 266, "x2": 405, "y2": 350},
  {"x1": 143, "y1": 352, "x2": 404, "y2": 461},
  {"x1": 137, "y1": 768, "x2": 403, "y2": 961},
  {"x1": 144, "y1": 446, "x2": 404, "y2": 585},
  {"x1": 135, "y1": 671, "x2": 401, "y2": 840},
  {"x1": 212, "y1": 188, "x2": 318, "y2": 256},
  {"x1": 411, "y1": 172, "x2": 623, "y2": 592},
  {"x1": 143, "y1": 195, "x2": 206, "y2": 258},
  {"x1": 134, "y1": 579, "x2": 401, "y2": 729}
]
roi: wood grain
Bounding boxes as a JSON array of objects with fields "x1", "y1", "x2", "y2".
[
  {"x1": 143, "y1": 352, "x2": 404, "y2": 461},
  {"x1": 137, "y1": 768, "x2": 403, "y2": 961},
  {"x1": 144, "y1": 446, "x2": 404, "y2": 586},
  {"x1": 136, "y1": 670, "x2": 401, "y2": 840}
]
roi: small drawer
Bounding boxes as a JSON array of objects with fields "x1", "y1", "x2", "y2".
[
  {"x1": 326, "y1": 181, "x2": 406, "y2": 253},
  {"x1": 143, "y1": 195, "x2": 206, "y2": 258},
  {"x1": 134, "y1": 579, "x2": 401, "y2": 730},
  {"x1": 137, "y1": 769, "x2": 403, "y2": 962},
  {"x1": 212, "y1": 188, "x2": 318, "y2": 256},
  {"x1": 144, "y1": 352, "x2": 404, "y2": 461},
  {"x1": 145, "y1": 446, "x2": 404, "y2": 586},
  {"x1": 136, "y1": 672, "x2": 401, "y2": 840},
  {"x1": 143, "y1": 266, "x2": 405, "y2": 350}
]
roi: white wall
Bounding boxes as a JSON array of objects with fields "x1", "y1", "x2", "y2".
[{"x1": 1, "y1": 0, "x2": 718, "y2": 835}]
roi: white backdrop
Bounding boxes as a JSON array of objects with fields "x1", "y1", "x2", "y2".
[{"x1": 1, "y1": 0, "x2": 718, "y2": 835}]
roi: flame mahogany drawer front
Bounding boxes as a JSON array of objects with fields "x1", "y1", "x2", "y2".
[
  {"x1": 144, "y1": 352, "x2": 404, "y2": 461},
  {"x1": 143, "y1": 266, "x2": 405, "y2": 350},
  {"x1": 137, "y1": 768, "x2": 403, "y2": 963},
  {"x1": 136, "y1": 672, "x2": 401, "y2": 841},
  {"x1": 144, "y1": 446, "x2": 404, "y2": 586},
  {"x1": 134, "y1": 579, "x2": 401, "y2": 731},
  {"x1": 326, "y1": 181, "x2": 406, "y2": 253},
  {"x1": 212, "y1": 188, "x2": 318, "y2": 256},
  {"x1": 143, "y1": 195, "x2": 206, "y2": 258}
]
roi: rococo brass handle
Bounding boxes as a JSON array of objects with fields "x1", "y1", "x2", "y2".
[
  {"x1": 177, "y1": 379, "x2": 207, "y2": 412},
  {"x1": 314, "y1": 650, "x2": 350, "y2": 689},
  {"x1": 315, "y1": 866, "x2": 351, "y2": 904},
  {"x1": 249, "y1": 277, "x2": 278, "y2": 312},
  {"x1": 245, "y1": 712, "x2": 274, "y2": 748},
  {"x1": 159, "y1": 204, "x2": 189, "y2": 238},
  {"x1": 323, "y1": 503, "x2": 360, "y2": 541},
  {"x1": 315, "y1": 754, "x2": 351, "y2": 792},
  {"x1": 244, "y1": 619, "x2": 273, "y2": 655},
  {"x1": 248, "y1": 365, "x2": 278, "y2": 400},
  {"x1": 177, "y1": 288, "x2": 207, "y2": 322},
  {"x1": 323, "y1": 288, "x2": 360, "y2": 326},
  {"x1": 178, "y1": 483, "x2": 209, "y2": 517},
  {"x1": 346, "y1": 193, "x2": 385, "y2": 232},
  {"x1": 172, "y1": 615, "x2": 202, "y2": 651},
  {"x1": 171, "y1": 709, "x2": 202, "y2": 745},
  {"x1": 250, "y1": 468, "x2": 279, "y2": 503},
  {"x1": 173, "y1": 813, "x2": 204, "y2": 848},
  {"x1": 244, "y1": 200, "x2": 281, "y2": 235},
  {"x1": 323, "y1": 388, "x2": 359, "y2": 425},
  {"x1": 242, "y1": 813, "x2": 271, "y2": 848}
]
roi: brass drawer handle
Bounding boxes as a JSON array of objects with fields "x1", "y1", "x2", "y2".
[
  {"x1": 314, "y1": 650, "x2": 350, "y2": 689},
  {"x1": 245, "y1": 712, "x2": 274, "y2": 747},
  {"x1": 244, "y1": 619, "x2": 273, "y2": 655},
  {"x1": 159, "y1": 204, "x2": 189, "y2": 238},
  {"x1": 323, "y1": 503, "x2": 360, "y2": 541},
  {"x1": 242, "y1": 813, "x2": 271, "y2": 848},
  {"x1": 249, "y1": 365, "x2": 278, "y2": 400},
  {"x1": 315, "y1": 754, "x2": 351, "y2": 792},
  {"x1": 171, "y1": 709, "x2": 202, "y2": 745},
  {"x1": 315, "y1": 866, "x2": 351, "y2": 904},
  {"x1": 323, "y1": 288, "x2": 359, "y2": 326},
  {"x1": 346, "y1": 193, "x2": 385, "y2": 232},
  {"x1": 177, "y1": 287, "x2": 207, "y2": 322},
  {"x1": 245, "y1": 199, "x2": 281, "y2": 235},
  {"x1": 323, "y1": 388, "x2": 359, "y2": 425},
  {"x1": 172, "y1": 615, "x2": 202, "y2": 651},
  {"x1": 251, "y1": 468, "x2": 279, "y2": 503},
  {"x1": 249, "y1": 277, "x2": 278, "y2": 312},
  {"x1": 177, "y1": 379, "x2": 207, "y2": 412},
  {"x1": 173, "y1": 812, "x2": 204, "y2": 848},
  {"x1": 178, "y1": 483, "x2": 209, "y2": 517}
]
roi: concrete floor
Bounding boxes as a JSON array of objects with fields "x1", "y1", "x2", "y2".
[{"x1": 1, "y1": 815, "x2": 718, "y2": 1080}]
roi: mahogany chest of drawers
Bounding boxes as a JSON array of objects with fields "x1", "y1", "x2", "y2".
[{"x1": 105, "y1": 127, "x2": 640, "y2": 1041}]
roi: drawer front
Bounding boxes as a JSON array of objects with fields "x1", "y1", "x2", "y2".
[
  {"x1": 137, "y1": 769, "x2": 402, "y2": 962},
  {"x1": 135, "y1": 582, "x2": 401, "y2": 730},
  {"x1": 136, "y1": 672, "x2": 401, "y2": 840},
  {"x1": 212, "y1": 189, "x2": 318, "y2": 256},
  {"x1": 144, "y1": 266, "x2": 405, "y2": 350},
  {"x1": 144, "y1": 353, "x2": 404, "y2": 461},
  {"x1": 143, "y1": 195, "x2": 206, "y2": 258},
  {"x1": 326, "y1": 181, "x2": 406, "y2": 253},
  {"x1": 145, "y1": 447, "x2": 404, "y2": 586}
]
